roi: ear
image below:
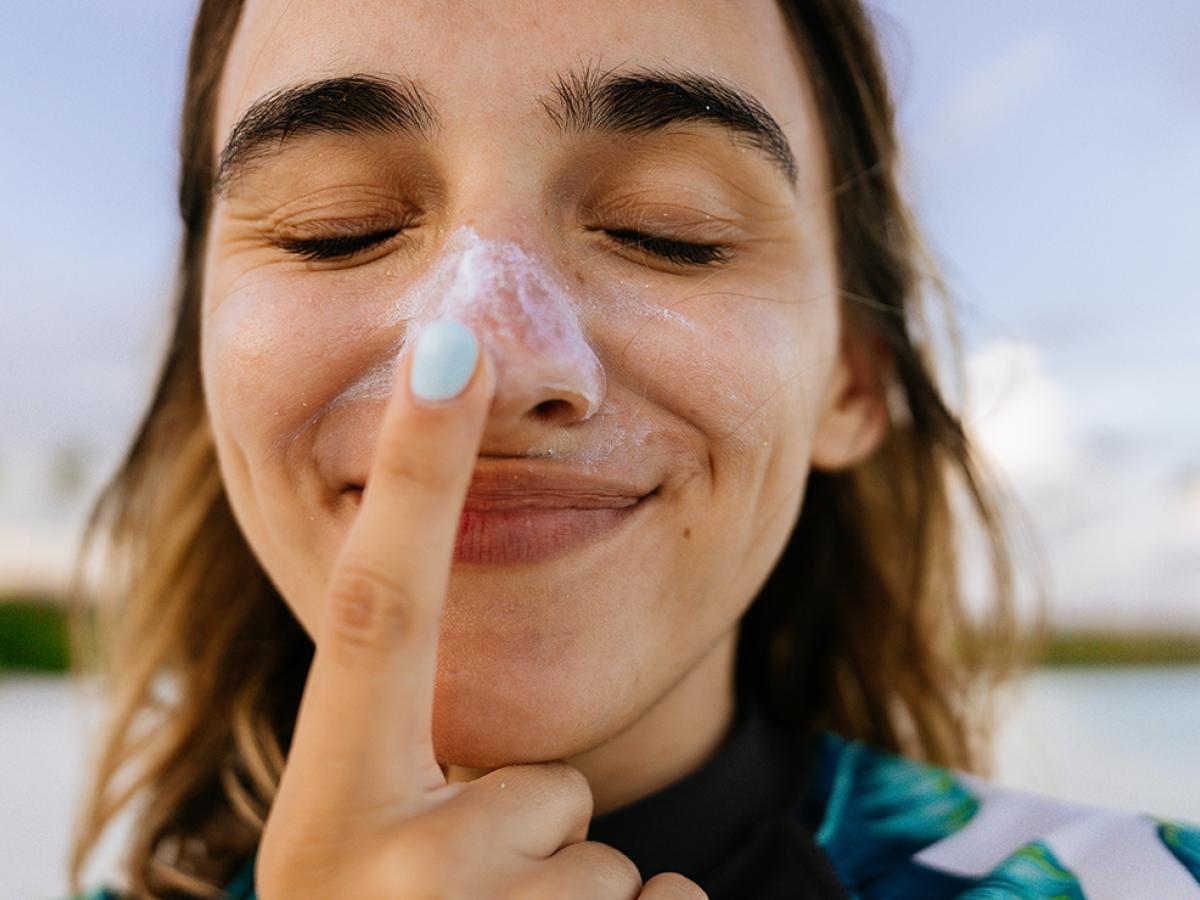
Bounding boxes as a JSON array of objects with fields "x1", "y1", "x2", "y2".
[{"x1": 810, "y1": 319, "x2": 893, "y2": 472}]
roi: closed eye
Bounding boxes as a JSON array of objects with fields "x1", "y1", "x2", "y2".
[
  {"x1": 604, "y1": 229, "x2": 733, "y2": 267},
  {"x1": 275, "y1": 228, "x2": 401, "y2": 261},
  {"x1": 273, "y1": 226, "x2": 733, "y2": 267}
]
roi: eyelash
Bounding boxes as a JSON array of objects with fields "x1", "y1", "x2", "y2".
[
  {"x1": 603, "y1": 229, "x2": 732, "y2": 267},
  {"x1": 276, "y1": 229, "x2": 401, "y2": 262},
  {"x1": 275, "y1": 227, "x2": 732, "y2": 267}
]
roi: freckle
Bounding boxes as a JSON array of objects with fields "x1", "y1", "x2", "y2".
[{"x1": 683, "y1": 527, "x2": 691, "y2": 539}]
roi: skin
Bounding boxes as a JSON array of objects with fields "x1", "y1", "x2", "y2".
[{"x1": 201, "y1": 0, "x2": 888, "y2": 859}]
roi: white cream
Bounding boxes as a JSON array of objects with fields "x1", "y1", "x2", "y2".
[{"x1": 335, "y1": 226, "x2": 605, "y2": 417}]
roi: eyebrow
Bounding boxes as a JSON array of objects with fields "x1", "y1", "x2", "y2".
[
  {"x1": 543, "y1": 63, "x2": 798, "y2": 186},
  {"x1": 214, "y1": 65, "x2": 798, "y2": 197},
  {"x1": 214, "y1": 75, "x2": 437, "y2": 196}
]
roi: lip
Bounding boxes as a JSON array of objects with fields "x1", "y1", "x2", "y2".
[{"x1": 343, "y1": 458, "x2": 658, "y2": 565}]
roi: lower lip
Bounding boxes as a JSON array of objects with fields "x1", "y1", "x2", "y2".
[{"x1": 453, "y1": 497, "x2": 651, "y2": 565}]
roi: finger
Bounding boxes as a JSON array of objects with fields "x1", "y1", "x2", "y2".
[
  {"x1": 639, "y1": 872, "x2": 710, "y2": 899},
  {"x1": 523, "y1": 840, "x2": 644, "y2": 900},
  {"x1": 284, "y1": 319, "x2": 496, "y2": 814},
  {"x1": 435, "y1": 762, "x2": 594, "y2": 858}
]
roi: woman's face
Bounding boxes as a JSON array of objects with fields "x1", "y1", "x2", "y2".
[{"x1": 201, "y1": 0, "x2": 882, "y2": 768}]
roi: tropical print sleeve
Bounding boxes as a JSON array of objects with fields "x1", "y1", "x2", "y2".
[{"x1": 810, "y1": 732, "x2": 1200, "y2": 898}]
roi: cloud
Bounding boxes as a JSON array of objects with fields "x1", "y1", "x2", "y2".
[
  {"x1": 962, "y1": 338, "x2": 1200, "y2": 628},
  {"x1": 918, "y1": 31, "x2": 1067, "y2": 163},
  {"x1": 964, "y1": 338, "x2": 1075, "y2": 487},
  {"x1": 1173, "y1": 467, "x2": 1200, "y2": 541}
]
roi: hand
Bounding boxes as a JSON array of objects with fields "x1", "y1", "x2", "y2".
[{"x1": 256, "y1": 320, "x2": 706, "y2": 899}]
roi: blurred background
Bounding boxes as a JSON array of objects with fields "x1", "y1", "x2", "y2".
[{"x1": 1, "y1": 1, "x2": 1197, "y2": 896}]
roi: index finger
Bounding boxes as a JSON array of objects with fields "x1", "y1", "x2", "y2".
[{"x1": 284, "y1": 319, "x2": 495, "y2": 814}]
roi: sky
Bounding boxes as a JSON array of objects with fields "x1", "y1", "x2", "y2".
[{"x1": 1, "y1": 1, "x2": 1197, "y2": 628}]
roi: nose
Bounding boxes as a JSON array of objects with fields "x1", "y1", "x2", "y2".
[{"x1": 409, "y1": 226, "x2": 605, "y2": 432}]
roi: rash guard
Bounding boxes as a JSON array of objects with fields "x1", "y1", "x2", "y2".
[{"x1": 76, "y1": 692, "x2": 1200, "y2": 899}]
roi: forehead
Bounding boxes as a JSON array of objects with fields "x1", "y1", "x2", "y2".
[{"x1": 215, "y1": 0, "x2": 828, "y2": 192}]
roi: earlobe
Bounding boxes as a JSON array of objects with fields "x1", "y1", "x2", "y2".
[{"x1": 809, "y1": 325, "x2": 893, "y2": 472}]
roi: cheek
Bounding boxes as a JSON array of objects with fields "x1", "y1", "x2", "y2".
[
  {"x1": 617, "y1": 273, "x2": 838, "y2": 465},
  {"x1": 618, "y1": 271, "x2": 839, "y2": 643},
  {"x1": 202, "y1": 270, "x2": 390, "y2": 451}
]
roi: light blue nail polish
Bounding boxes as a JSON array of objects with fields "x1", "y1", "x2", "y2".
[{"x1": 410, "y1": 319, "x2": 480, "y2": 402}]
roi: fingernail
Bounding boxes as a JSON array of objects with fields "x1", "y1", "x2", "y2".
[{"x1": 409, "y1": 319, "x2": 480, "y2": 403}]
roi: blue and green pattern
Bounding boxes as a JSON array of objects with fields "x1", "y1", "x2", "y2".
[
  {"x1": 1160, "y1": 820, "x2": 1200, "y2": 883},
  {"x1": 806, "y1": 732, "x2": 1200, "y2": 897},
  {"x1": 814, "y1": 734, "x2": 980, "y2": 887},
  {"x1": 957, "y1": 842, "x2": 1085, "y2": 899}
]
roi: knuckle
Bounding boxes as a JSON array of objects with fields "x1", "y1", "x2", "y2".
[
  {"x1": 324, "y1": 561, "x2": 427, "y2": 651},
  {"x1": 502, "y1": 760, "x2": 594, "y2": 823},
  {"x1": 517, "y1": 842, "x2": 643, "y2": 900},
  {"x1": 590, "y1": 841, "x2": 643, "y2": 888},
  {"x1": 541, "y1": 760, "x2": 594, "y2": 805},
  {"x1": 643, "y1": 871, "x2": 710, "y2": 899},
  {"x1": 560, "y1": 841, "x2": 641, "y2": 886}
]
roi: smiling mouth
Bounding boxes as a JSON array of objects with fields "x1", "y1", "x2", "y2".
[
  {"x1": 341, "y1": 456, "x2": 661, "y2": 566},
  {"x1": 453, "y1": 492, "x2": 655, "y2": 564},
  {"x1": 338, "y1": 487, "x2": 657, "y2": 564}
]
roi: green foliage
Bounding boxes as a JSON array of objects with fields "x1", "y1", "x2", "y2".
[
  {"x1": 0, "y1": 597, "x2": 71, "y2": 672},
  {"x1": 1039, "y1": 631, "x2": 1200, "y2": 666}
]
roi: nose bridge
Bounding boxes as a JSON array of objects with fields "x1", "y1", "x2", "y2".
[{"x1": 411, "y1": 226, "x2": 606, "y2": 421}]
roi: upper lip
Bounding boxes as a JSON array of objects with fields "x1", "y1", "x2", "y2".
[{"x1": 348, "y1": 458, "x2": 656, "y2": 511}]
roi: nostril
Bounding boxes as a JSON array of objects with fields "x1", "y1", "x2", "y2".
[{"x1": 533, "y1": 398, "x2": 574, "y2": 421}]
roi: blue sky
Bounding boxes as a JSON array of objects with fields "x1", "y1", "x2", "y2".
[
  {"x1": 884, "y1": 1, "x2": 1200, "y2": 435},
  {"x1": 2, "y1": 1, "x2": 1197, "y2": 626},
  {"x1": 880, "y1": 1, "x2": 1200, "y2": 624}
]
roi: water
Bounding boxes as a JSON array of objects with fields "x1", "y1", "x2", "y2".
[
  {"x1": 991, "y1": 666, "x2": 1200, "y2": 823},
  {"x1": 2, "y1": 667, "x2": 1198, "y2": 898}
]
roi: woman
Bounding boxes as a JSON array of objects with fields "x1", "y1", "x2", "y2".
[{"x1": 68, "y1": 1, "x2": 1200, "y2": 898}]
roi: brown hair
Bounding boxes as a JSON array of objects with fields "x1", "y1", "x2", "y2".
[{"x1": 67, "y1": 1, "x2": 1029, "y2": 896}]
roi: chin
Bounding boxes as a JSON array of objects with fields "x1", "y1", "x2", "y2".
[
  {"x1": 425, "y1": 580, "x2": 643, "y2": 767},
  {"x1": 428, "y1": 668, "x2": 611, "y2": 769}
]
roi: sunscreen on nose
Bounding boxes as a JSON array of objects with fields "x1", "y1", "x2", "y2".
[{"x1": 420, "y1": 227, "x2": 605, "y2": 418}]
